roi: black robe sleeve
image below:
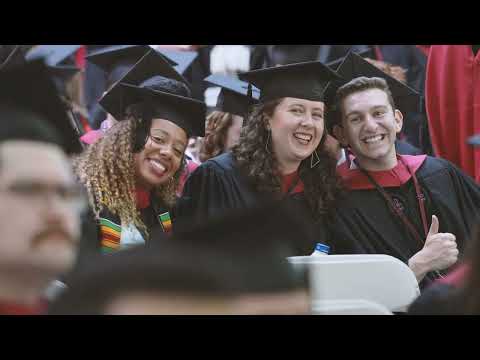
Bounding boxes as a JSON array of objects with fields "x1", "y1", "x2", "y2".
[
  {"x1": 407, "y1": 283, "x2": 464, "y2": 315},
  {"x1": 176, "y1": 153, "x2": 258, "y2": 224},
  {"x1": 441, "y1": 159, "x2": 480, "y2": 231}
]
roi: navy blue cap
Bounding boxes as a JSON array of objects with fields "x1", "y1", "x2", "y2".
[
  {"x1": 326, "y1": 48, "x2": 375, "y2": 71},
  {"x1": 25, "y1": 45, "x2": 81, "y2": 66},
  {"x1": 156, "y1": 49, "x2": 198, "y2": 74},
  {"x1": 204, "y1": 74, "x2": 260, "y2": 117},
  {"x1": 85, "y1": 45, "x2": 177, "y2": 87},
  {"x1": 468, "y1": 134, "x2": 480, "y2": 146}
]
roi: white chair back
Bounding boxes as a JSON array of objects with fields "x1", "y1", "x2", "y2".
[
  {"x1": 288, "y1": 254, "x2": 420, "y2": 312},
  {"x1": 312, "y1": 299, "x2": 393, "y2": 315}
]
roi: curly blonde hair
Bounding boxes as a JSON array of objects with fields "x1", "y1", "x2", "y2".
[
  {"x1": 232, "y1": 99, "x2": 342, "y2": 219},
  {"x1": 73, "y1": 112, "x2": 183, "y2": 237}
]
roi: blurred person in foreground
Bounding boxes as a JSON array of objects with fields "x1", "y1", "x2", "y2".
[{"x1": 0, "y1": 61, "x2": 85, "y2": 314}]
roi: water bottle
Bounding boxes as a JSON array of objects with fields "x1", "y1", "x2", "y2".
[{"x1": 311, "y1": 243, "x2": 330, "y2": 256}]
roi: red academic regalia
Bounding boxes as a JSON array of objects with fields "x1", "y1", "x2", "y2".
[
  {"x1": 0, "y1": 299, "x2": 47, "y2": 315},
  {"x1": 425, "y1": 45, "x2": 480, "y2": 182}
]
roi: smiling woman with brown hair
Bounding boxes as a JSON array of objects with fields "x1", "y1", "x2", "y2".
[{"x1": 177, "y1": 62, "x2": 343, "y2": 255}]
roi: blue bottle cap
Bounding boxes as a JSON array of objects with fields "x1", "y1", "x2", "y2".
[{"x1": 315, "y1": 243, "x2": 330, "y2": 254}]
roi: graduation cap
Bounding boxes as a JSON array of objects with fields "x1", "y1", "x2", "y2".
[
  {"x1": 108, "y1": 49, "x2": 189, "y2": 89},
  {"x1": 204, "y1": 74, "x2": 260, "y2": 117},
  {"x1": 85, "y1": 45, "x2": 177, "y2": 87},
  {"x1": 99, "y1": 49, "x2": 204, "y2": 136},
  {"x1": 46, "y1": 248, "x2": 242, "y2": 314},
  {"x1": 25, "y1": 45, "x2": 81, "y2": 66},
  {"x1": 0, "y1": 60, "x2": 83, "y2": 154},
  {"x1": 238, "y1": 60, "x2": 343, "y2": 103},
  {"x1": 324, "y1": 51, "x2": 420, "y2": 116},
  {"x1": 0, "y1": 45, "x2": 27, "y2": 71},
  {"x1": 326, "y1": 47, "x2": 375, "y2": 71},
  {"x1": 107, "y1": 82, "x2": 205, "y2": 137},
  {"x1": 160, "y1": 200, "x2": 314, "y2": 292},
  {"x1": 156, "y1": 48, "x2": 198, "y2": 74},
  {"x1": 468, "y1": 134, "x2": 480, "y2": 146},
  {"x1": 24, "y1": 46, "x2": 82, "y2": 97},
  {"x1": 49, "y1": 202, "x2": 310, "y2": 314}
]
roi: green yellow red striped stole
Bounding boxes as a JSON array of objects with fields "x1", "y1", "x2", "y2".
[
  {"x1": 99, "y1": 218, "x2": 121, "y2": 253},
  {"x1": 158, "y1": 211, "x2": 172, "y2": 234}
]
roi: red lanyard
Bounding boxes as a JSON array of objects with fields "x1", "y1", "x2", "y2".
[{"x1": 357, "y1": 157, "x2": 445, "y2": 279}]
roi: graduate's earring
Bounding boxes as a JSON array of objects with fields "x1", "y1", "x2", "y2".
[{"x1": 310, "y1": 149, "x2": 321, "y2": 169}]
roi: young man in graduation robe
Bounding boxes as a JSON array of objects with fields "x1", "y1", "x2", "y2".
[
  {"x1": 326, "y1": 56, "x2": 480, "y2": 288},
  {"x1": 0, "y1": 61, "x2": 84, "y2": 314}
]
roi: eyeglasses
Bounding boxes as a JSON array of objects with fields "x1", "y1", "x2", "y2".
[{"x1": 1, "y1": 181, "x2": 88, "y2": 212}]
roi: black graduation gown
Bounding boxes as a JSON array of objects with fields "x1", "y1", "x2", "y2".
[
  {"x1": 407, "y1": 283, "x2": 465, "y2": 315},
  {"x1": 176, "y1": 152, "x2": 322, "y2": 256},
  {"x1": 395, "y1": 139, "x2": 423, "y2": 155},
  {"x1": 327, "y1": 156, "x2": 480, "y2": 287}
]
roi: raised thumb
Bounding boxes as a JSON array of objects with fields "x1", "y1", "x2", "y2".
[{"x1": 428, "y1": 215, "x2": 439, "y2": 237}]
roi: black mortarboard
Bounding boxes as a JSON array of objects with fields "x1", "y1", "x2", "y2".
[
  {"x1": 204, "y1": 74, "x2": 260, "y2": 117},
  {"x1": 0, "y1": 60, "x2": 82, "y2": 154},
  {"x1": 85, "y1": 45, "x2": 177, "y2": 87},
  {"x1": 49, "y1": 202, "x2": 310, "y2": 314},
  {"x1": 157, "y1": 200, "x2": 313, "y2": 292},
  {"x1": 0, "y1": 45, "x2": 27, "y2": 71},
  {"x1": 107, "y1": 49, "x2": 189, "y2": 88},
  {"x1": 99, "y1": 50, "x2": 204, "y2": 137},
  {"x1": 238, "y1": 60, "x2": 342, "y2": 103},
  {"x1": 47, "y1": 248, "x2": 244, "y2": 314},
  {"x1": 25, "y1": 45, "x2": 81, "y2": 66},
  {"x1": 326, "y1": 47, "x2": 375, "y2": 71},
  {"x1": 105, "y1": 82, "x2": 205, "y2": 137},
  {"x1": 156, "y1": 49, "x2": 198, "y2": 74},
  {"x1": 468, "y1": 134, "x2": 480, "y2": 146},
  {"x1": 324, "y1": 51, "x2": 420, "y2": 115}
]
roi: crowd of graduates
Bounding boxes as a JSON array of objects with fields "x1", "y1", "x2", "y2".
[{"x1": 0, "y1": 44, "x2": 479, "y2": 315}]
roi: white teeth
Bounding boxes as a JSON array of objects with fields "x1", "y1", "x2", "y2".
[
  {"x1": 363, "y1": 135, "x2": 383, "y2": 144},
  {"x1": 149, "y1": 159, "x2": 166, "y2": 173},
  {"x1": 294, "y1": 133, "x2": 313, "y2": 142}
]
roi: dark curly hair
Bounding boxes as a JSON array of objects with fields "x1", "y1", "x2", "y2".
[
  {"x1": 199, "y1": 111, "x2": 236, "y2": 162},
  {"x1": 231, "y1": 99, "x2": 342, "y2": 219}
]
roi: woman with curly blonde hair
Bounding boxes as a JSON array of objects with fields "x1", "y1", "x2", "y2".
[
  {"x1": 177, "y1": 62, "x2": 343, "y2": 255},
  {"x1": 74, "y1": 72, "x2": 205, "y2": 254}
]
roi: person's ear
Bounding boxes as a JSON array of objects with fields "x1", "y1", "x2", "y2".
[{"x1": 394, "y1": 109, "x2": 404, "y2": 133}]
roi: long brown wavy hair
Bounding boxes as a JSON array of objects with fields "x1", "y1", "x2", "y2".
[
  {"x1": 231, "y1": 99, "x2": 342, "y2": 219},
  {"x1": 72, "y1": 108, "x2": 184, "y2": 237},
  {"x1": 199, "y1": 111, "x2": 236, "y2": 162}
]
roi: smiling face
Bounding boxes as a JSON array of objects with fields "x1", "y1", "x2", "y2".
[
  {"x1": 336, "y1": 88, "x2": 403, "y2": 171},
  {"x1": 268, "y1": 97, "x2": 325, "y2": 174},
  {"x1": 134, "y1": 119, "x2": 188, "y2": 189}
]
